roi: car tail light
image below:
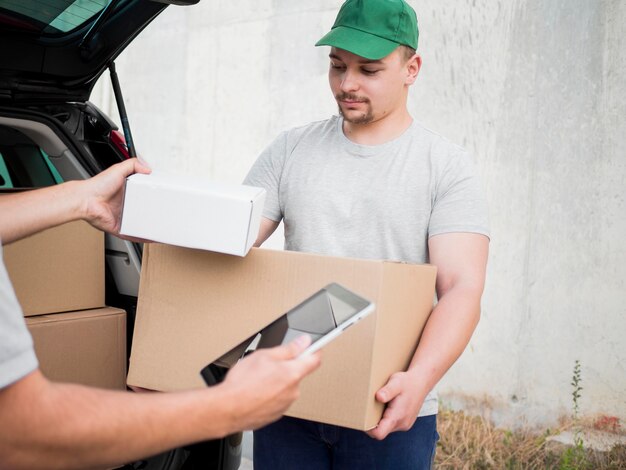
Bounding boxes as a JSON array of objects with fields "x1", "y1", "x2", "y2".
[{"x1": 110, "y1": 130, "x2": 131, "y2": 159}]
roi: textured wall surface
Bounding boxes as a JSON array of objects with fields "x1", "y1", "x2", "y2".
[{"x1": 91, "y1": 0, "x2": 625, "y2": 428}]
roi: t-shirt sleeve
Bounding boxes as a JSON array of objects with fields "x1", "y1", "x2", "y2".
[
  {"x1": 428, "y1": 148, "x2": 490, "y2": 238},
  {"x1": 0, "y1": 246, "x2": 38, "y2": 389},
  {"x1": 243, "y1": 131, "x2": 289, "y2": 222}
]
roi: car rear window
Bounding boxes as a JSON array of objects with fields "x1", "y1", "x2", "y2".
[{"x1": 0, "y1": 0, "x2": 110, "y2": 35}]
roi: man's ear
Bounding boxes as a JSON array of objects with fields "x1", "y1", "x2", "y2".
[{"x1": 406, "y1": 54, "x2": 422, "y2": 85}]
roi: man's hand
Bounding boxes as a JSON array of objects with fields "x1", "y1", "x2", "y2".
[
  {"x1": 217, "y1": 335, "x2": 321, "y2": 433},
  {"x1": 79, "y1": 158, "x2": 150, "y2": 235},
  {"x1": 366, "y1": 370, "x2": 426, "y2": 440}
]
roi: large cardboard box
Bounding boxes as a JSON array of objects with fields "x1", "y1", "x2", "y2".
[
  {"x1": 26, "y1": 307, "x2": 127, "y2": 390},
  {"x1": 3, "y1": 221, "x2": 105, "y2": 317},
  {"x1": 128, "y1": 244, "x2": 436, "y2": 430},
  {"x1": 120, "y1": 173, "x2": 266, "y2": 256}
]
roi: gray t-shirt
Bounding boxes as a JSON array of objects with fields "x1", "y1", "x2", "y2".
[
  {"x1": 0, "y1": 243, "x2": 38, "y2": 388},
  {"x1": 245, "y1": 115, "x2": 490, "y2": 416}
]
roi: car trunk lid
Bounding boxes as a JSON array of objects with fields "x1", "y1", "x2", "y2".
[{"x1": 0, "y1": 0, "x2": 198, "y2": 104}]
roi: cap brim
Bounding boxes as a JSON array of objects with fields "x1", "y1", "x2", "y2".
[{"x1": 315, "y1": 26, "x2": 399, "y2": 60}]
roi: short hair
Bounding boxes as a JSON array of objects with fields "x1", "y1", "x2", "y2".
[{"x1": 401, "y1": 45, "x2": 417, "y2": 62}]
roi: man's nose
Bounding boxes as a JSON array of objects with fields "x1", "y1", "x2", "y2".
[{"x1": 340, "y1": 69, "x2": 359, "y2": 92}]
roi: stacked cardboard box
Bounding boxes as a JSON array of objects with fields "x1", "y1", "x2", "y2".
[
  {"x1": 4, "y1": 221, "x2": 105, "y2": 316},
  {"x1": 3, "y1": 221, "x2": 127, "y2": 390},
  {"x1": 26, "y1": 308, "x2": 126, "y2": 390}
]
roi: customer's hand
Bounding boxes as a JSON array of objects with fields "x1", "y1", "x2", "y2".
[
  {"x1": 218, "y1": 335, "x2": 321, "y2": 432},
  {"x1": 79, "y1": 158, "x2": 151, "y2": 235}
]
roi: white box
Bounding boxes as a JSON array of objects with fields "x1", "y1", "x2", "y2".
[{"x1": 120, "y1": 173, "x2": 265, "y2": 256}]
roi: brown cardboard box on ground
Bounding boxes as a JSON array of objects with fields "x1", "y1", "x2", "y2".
[
  {"x1": 3, "y1": 221, "x2": 104, "y2": 316},
  {"x1": 26, "y1": 307, "x2": 127, "y2": 390},
  {"x1": 127, "y1": 244, "x2": 436, "y2": 430}
]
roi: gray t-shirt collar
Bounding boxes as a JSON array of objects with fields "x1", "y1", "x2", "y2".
[{"x1": 335, "y1": 115, "x2": 416, "y2": 158}]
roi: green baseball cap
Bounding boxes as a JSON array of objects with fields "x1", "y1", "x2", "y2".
[{"x1": 315, "y1": 0, "x2": 419, "y2": 60}]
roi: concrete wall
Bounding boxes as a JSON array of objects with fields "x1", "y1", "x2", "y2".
[{"x1": 91, "y1": 0, "x2": 625, "y2": 429}]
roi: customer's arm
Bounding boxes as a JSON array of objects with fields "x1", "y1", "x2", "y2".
[
  {"x1": 368, "y1": 232, "x2": 489, "y2": 440},
  {"x1": 0, "y1": 158, "x2": 149, "y2": 244},
  {"x1": 0, "y1": 335, "x2": 320, "y2": 470}
]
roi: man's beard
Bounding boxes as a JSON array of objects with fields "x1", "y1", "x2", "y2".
[{"x1": 336, "y1": 93, "x2": 373, "y2": 124}]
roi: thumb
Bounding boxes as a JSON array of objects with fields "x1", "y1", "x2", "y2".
[
  {"x1": 133, "y1": 156, "x2": 152, "y2": 175},
  {"x1": 376, "y1": 377, "x2": 402, "y2": 404},
  {"x1": 269, "y1": 334, "x2": 312, "y2": 360}
]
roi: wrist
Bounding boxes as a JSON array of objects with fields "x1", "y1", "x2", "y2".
[
  {"x1": 405, "y1": 363, "x2": 437, "y2": 399},
  {"x1": 199, "y1": 383, "x2": 238, "y2": 437},
  {"x1": 61, "y1": 180, "x2": 89, "y2": 222}
]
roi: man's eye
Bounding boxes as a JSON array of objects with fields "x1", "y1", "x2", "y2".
[
  {"x1": 330, "y1": 62, "x2": 345, "y2": 70},
  {"x1": 362, "y1": 69, "x2": 380, "y2": 75}
]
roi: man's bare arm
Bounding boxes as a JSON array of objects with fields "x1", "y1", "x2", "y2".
[
  {"x1": 0, "y1": 159, "x2": 149, "y2": 245},
  {"x1": 0, "y1": 336, "x2": 320, "y2": 470},
  {"x1": 254, "y1": 217, "x2": 280, "y2": 247},
  {"x1": 368, "y1": 232, "x2": 489, "y2": 439}
]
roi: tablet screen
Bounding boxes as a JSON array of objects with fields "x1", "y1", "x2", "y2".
[
  {"x1": 257, "y1": 284, "x2": 370, "y2": 349},
  {"x1": 207, "y1": 283, "x2": 373, "y2": 374}
]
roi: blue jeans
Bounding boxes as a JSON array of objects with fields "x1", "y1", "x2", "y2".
[{"x1": 253, "y1": 414, "x2": 438, "y2": 470}]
